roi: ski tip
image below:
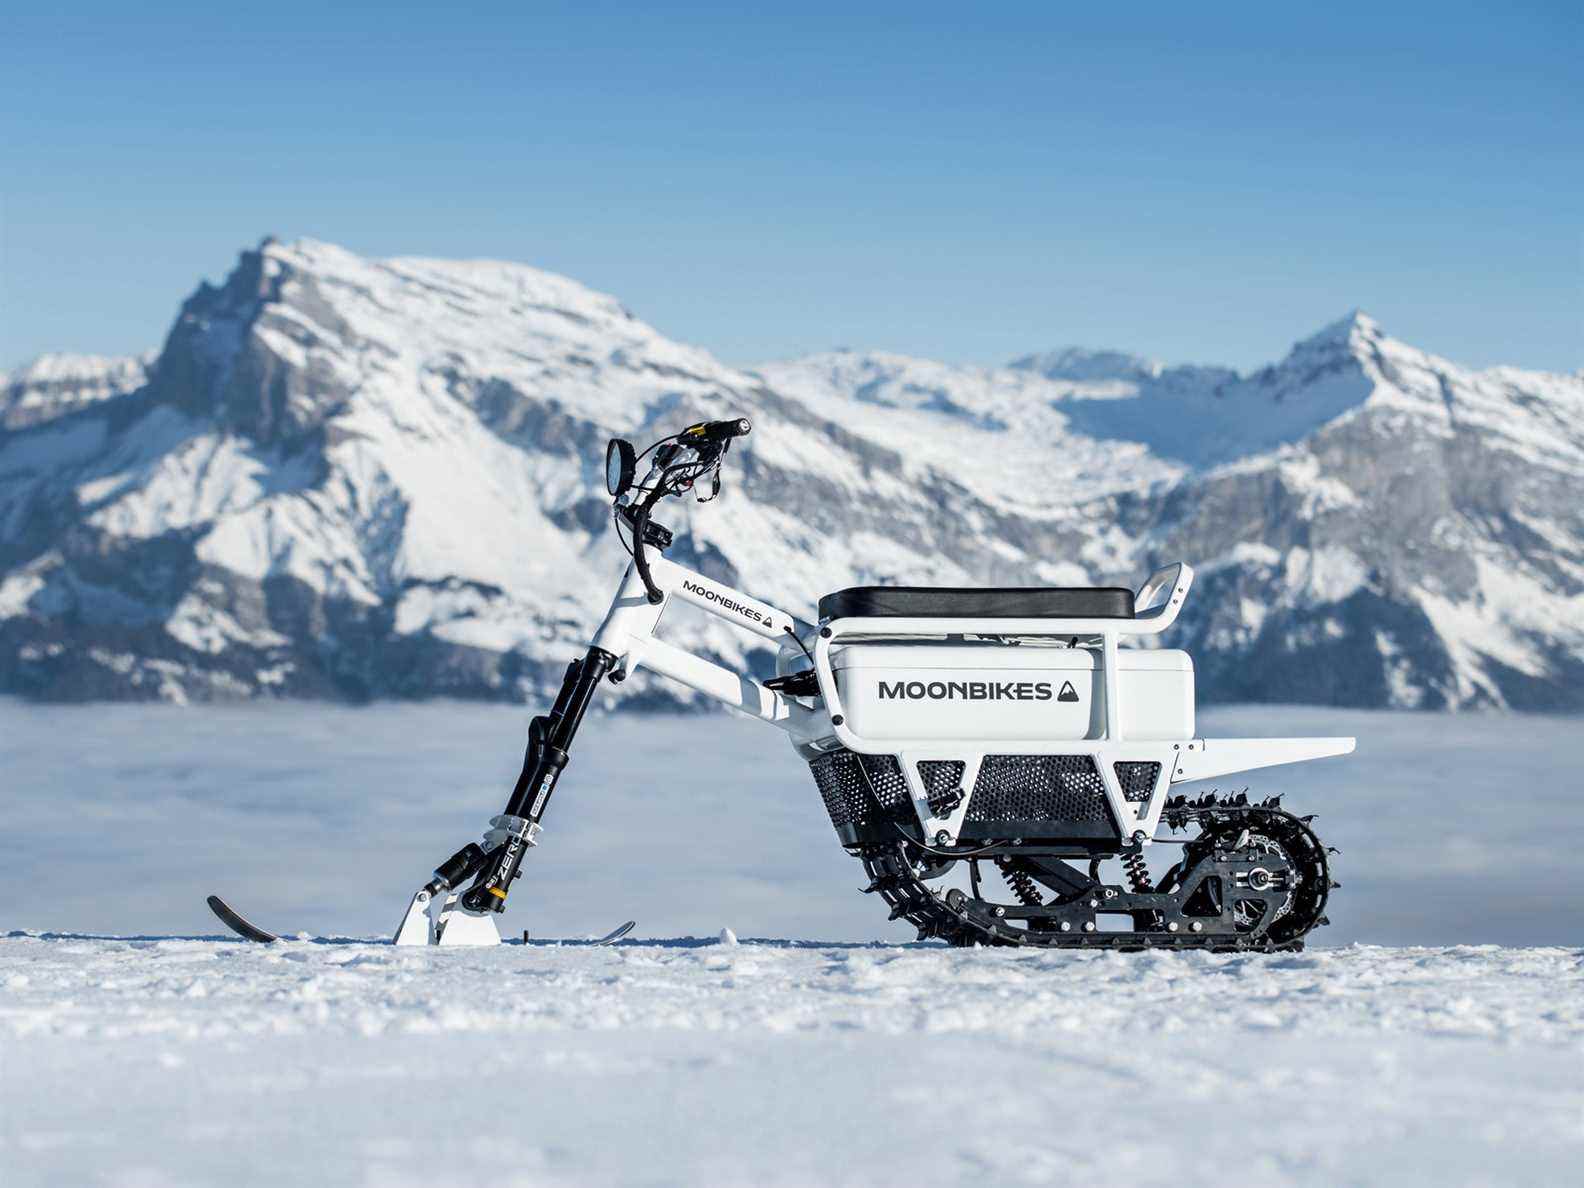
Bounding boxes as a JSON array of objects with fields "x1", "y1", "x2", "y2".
[
  {"x1": 518, "y1": 921, "x2": 638, "y2": 947},
  {"x1": 598, "y1": 921, "x2": 637, "y2": 946},
  {"x1": 206, "y1": 894, "x2": 280, "y2": 944}
]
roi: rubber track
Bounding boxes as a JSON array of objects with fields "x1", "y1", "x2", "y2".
[{"x1": 856, "y1": 799, "x2": 1331, "y2": 951}]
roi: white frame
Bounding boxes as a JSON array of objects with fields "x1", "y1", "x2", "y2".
[
  {"x1": 589, "y1": 555, "x2": 1354, "y2": 846},
  {"x1": 592, "y1": 553, "x2": 824, "y2": 739}
]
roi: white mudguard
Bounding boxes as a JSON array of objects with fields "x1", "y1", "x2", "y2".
[{"x1": 1170, "y1": 737, "x2": 1356, "y2": 784}]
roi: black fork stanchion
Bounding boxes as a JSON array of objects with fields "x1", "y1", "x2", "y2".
[{"x1": 458, "y1": 645, "x2": 618, "y2": 912}]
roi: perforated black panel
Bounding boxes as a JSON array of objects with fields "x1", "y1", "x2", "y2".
[
  {"x1": 810, "y1": 751, "x2": 868, "y2": 830},
  {"x1": 858, "y1": 754, "x2": 909, "y2": 809},
  {"x1": 813, "y1": 751, "x2": 1121, "y2": 842},
  {"x1": 808, "y1": 750, "x2": 908, "y2": 832},
  {"x1": 1114, "y1": 760, "x2": 1162, "y2": 803},
  {"x1": 966, "y1": 755, "x2": 1111, "y2": 825},
  {"x1": 918, "y1": 760, "x2": 966, "y2": 816}
]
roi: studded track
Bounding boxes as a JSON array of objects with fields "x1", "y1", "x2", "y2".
[{"x1": 853, "y1": 794, "x2": 1335, "y2": 951}]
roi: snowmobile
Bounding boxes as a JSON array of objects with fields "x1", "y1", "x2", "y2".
[{"x1": 218, "y1": 417, "x2": 1354, "y2": 949}]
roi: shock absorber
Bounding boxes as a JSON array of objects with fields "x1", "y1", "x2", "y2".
[
  {"x1": 457, "y1": 646, "x2": 617, "y2": 912},
  {"x1": 995, "y1": 857, "x2": 1044, "y2": 907},
  {"x1": 1122, "y1": 849, "x2": 1154, "y2": 893}
]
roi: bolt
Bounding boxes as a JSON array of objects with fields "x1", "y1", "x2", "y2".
[
  {"x1": 819, "y1": 627, "x2": 832, "y2": 638},
  {"x1": 1167, "y1": 921, "x2": 1179, "y2": 932},
  {"x1": 832, "y1": 714, "x2": 844, "y2": 726},
  {"x1": 1190, "y1": 921, "x2": 1203, "y2": 933},
  {"x1": 1060, "y1": 921, "x2": 1072, "y2": 932},
  {"x1": 994, "y1": 906, "x2": 1006, "y2": 918},
  {"x1": 1088, "y1": 898, "x2": 1099, "y2": 909},
  {"x1": 1083, "y1": 921, "x2": 1096, "y2": 933},
  {"x1": 935, "y1": 830, "x2": 951, "y2": 846}
]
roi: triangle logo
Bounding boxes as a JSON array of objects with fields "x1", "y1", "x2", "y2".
[{"x1": 1057, "y1": 680, "x2": 1080, "y2": 703}]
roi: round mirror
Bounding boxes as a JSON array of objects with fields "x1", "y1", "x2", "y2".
[{"x1": 605, "y1": 438, "x2": 636, "y2": 497}]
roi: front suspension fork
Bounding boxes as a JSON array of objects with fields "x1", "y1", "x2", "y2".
[{"x1": 421, "y1": 646, "x2": 617, "y2": 914}]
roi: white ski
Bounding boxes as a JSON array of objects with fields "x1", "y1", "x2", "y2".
[
  {"x1": 209, "y1": 893, "x2": 635, "y2": 947},
  {"x1": 522, "y1": 921, "x2": 636, "y2": 946}
]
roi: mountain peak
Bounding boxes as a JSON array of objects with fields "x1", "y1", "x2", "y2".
[
  {"x1": 2, "y1": 351, "x2": 151, "y2": 385},
  {"x1": 1297, "y1": 309, "x2": 1384, "y2": 353},
  {"x1": 1007, "y1": 346, "x2": 1164, "y2": 384},
  {"x1": 1, "y1": 351, "x2": 153, "y2": 430},
  {"x1": 136, "y1": 236, "x2": 707, "y2": 445}
]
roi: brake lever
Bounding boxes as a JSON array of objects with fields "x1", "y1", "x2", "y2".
[{"x1": 698, "y1": 466, "x2": 722, "y2": 502}]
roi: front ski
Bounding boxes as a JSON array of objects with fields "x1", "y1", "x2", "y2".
[
  {"x1": 206, "y1": 894, "x2": 279, "y2": 943},
  {"x1": 523, "y1": 920, "x2": 636, "y2": 946},
  {"x1": 210, "y1": 893, "x2": 634, "y2": 947}
]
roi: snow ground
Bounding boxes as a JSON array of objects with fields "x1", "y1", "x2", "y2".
[
  {"x1": 2, "y1": 938, "x2": 1582, "y2": 1187},
  {"x1": 3, "y1": 702, "x2": 1583, "y2": 1185}
]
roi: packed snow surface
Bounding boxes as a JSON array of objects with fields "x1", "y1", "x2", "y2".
[
  {"x1": 3, "y1": 702, "x2": 1582, "y2": 1185},
  {"x1": 3, "y1": 938, "x2": 1581, "y2": 1186}
]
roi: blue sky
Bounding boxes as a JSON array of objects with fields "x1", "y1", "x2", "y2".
[{"x1": 2, "y1": 1, "x2": 1578, "y2": 373}]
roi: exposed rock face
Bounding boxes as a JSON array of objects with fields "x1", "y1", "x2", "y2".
[{"x1": 2, "y1": 240, "x2": 1579, "y2": 707}]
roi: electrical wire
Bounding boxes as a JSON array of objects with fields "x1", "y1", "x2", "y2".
[{"x1": 610, "y1": 431, "x2": 730, "y2": 562}]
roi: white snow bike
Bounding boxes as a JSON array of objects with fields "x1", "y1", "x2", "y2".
[{"x1": 216, "y1": 417, "x2": 1354, "y2": 949}]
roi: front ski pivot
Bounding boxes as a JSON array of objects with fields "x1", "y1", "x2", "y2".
[
  {"x1": 396, "y1": 647, "x2": 615, "y2": 945},
  {"x1": 392, "y1": 839, "x2": 502, "y2": 946},
  {"x1": 393, "y1": 887, "x2": 503, "y2": 946}
]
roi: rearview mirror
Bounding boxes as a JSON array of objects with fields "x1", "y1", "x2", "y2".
[{"x1": 605, "y1": 438, "x2": 636, "y2": 497}]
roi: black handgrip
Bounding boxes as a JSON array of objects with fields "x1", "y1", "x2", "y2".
[
  {"x1": 688, "y1": 418, "x2": 751, "y2": 443},
  {"x1": 630, "y1": 488, "x2": 666, "y2": 605}
]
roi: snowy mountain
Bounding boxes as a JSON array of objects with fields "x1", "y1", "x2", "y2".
[
  {"x1": 1, "y1": 352, "x2": 153, "y2": 430},
  {"x1": 1, "y1": 237, "x2": 1580, "y2": 708},
  {"x1": 760, "y1": 316, "x2": 1584, "y2": 708}
]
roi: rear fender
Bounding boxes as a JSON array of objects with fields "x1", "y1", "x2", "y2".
[{"x1": 1169, "y1": 737, "x2": 1355, "y2": 784}]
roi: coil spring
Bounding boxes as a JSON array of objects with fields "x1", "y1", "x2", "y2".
[
  {"x1": 1122, "y1": 849, "x2": 1153, "y2": 894},
  {"x1": 995, "y1": 857, "x2": 1044, "y2": 907}
]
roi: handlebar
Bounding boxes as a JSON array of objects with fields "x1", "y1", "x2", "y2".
[
  {"x1": 684, "y1": 417, "x2": 752, "y2": 444},
  {"x1": 618, "y1": 417, "x2": 751, "y2": 605}
]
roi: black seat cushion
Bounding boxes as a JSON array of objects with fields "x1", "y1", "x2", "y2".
[{"x1": 818, "y1": 586, "x2": 1135, "y2": 621}]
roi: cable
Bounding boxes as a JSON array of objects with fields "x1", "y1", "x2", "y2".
[
  {"x1": 782, "y1": 624, "x2": 816, "y2": 667},
  {"x1": 887, "y1": 819, "x2": 1004, "y2": 860}
]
